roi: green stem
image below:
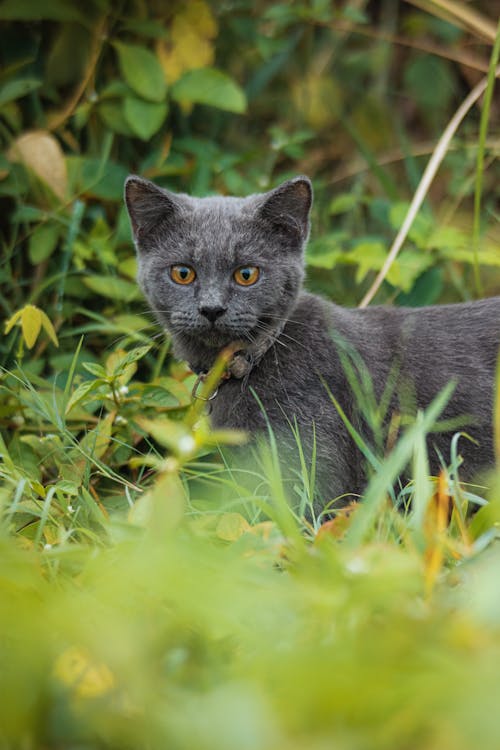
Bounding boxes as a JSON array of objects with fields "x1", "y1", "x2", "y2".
[{"x1": 472, "y1": 20, "x2": 500, "y2": 298}]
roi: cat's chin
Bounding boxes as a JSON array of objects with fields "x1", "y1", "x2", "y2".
[{"x1": 175, "y1": 327, "x2": 243, "y2": 353}]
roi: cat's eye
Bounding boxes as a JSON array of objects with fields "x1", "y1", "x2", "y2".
[
  {"x1": 234, "y1": 266, "x2": 260, "y2": 286},
  {"x1": 170, "y1": 265, "x2": 196, "y2": 285}
]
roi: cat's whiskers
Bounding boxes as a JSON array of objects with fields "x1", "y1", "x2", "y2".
[
  {"x1": 253, "y1": 322, "x2": 292, "y2": 352},
  {"x1": 262, "y1": 312, "x2": 312, "y2": 328}
]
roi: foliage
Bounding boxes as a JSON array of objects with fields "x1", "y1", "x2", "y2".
[{"x1": 0, "y1": 0, "x2": 500, "y2": 747}]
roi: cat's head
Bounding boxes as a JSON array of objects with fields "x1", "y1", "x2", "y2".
[{"x1": 124, "y1": 175, "x2": 312, "y2": 369}]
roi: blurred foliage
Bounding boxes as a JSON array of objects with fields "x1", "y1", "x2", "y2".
[{"x1": 1, "y1": 0, "x2": 500, "y2": 747}]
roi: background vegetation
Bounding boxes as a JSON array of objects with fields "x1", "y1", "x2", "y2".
[{"x1": 0, "y1": 0, "x2": 500, "y2": 747}]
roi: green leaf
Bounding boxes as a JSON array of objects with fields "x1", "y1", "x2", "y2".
[
  {"x1": 329, "y1": 193, "x2": 359, "y2": 215},
  {"x1": 0, "y1": 0, "x2": 87, "y2": 22},
  {"x1": 349, "y1": 242, "x2": 387, "y2": 283},
  {"x1": 389, "y1": 203, "x2": 433, "y2": 249},
  {"x1": 82, "y1": 275, "x2": 140, "y2": 302},
  {"x1": 118, "y1": 256, "x2": 137, "y2": 280},
  {"x1": 65, "y1": 379, "x2": 105, "y2": 415},
  {"x1": 68, "y1": 157, "x2": 129, "y2": 200},
  {"x1": 139, "y1": 386, "x2": 180, "y2": 409},
  {"x1": 124, "y1": 96, "x2": 168, "y2": 140},
  {"x1": 98, "y1": 101, "x2": 135, "y2": 136},
  {"x1": 28, "y1": 224, "x2": 59, "y2": 264},
  {"x1": 82, "y1": 362, "x2": 107, "y2": 378},
  {"x1": 113, "y1": 42, "x2": 167, "y2": 103},
  {"x1": 404, "y1": 55, "x2": 455, "y2": 116},
  {"x1": 0, "y1": 78, "x2": 41, "y2": 108},
  {"x1": 306, "y1": 233, "x2": 348, "y2": 269},
  {"x1": 78, "y1": 413, "x2": 113, "y2": 460},
  {"x1": 128, "y1": 472, "x2": 185, "y2": 530},
  {"x1": 110, "y1": 345, "x2": 152, "y2": 373},
  {"x1": 171, "y1": 68, "x2": 247, "y2": 113},
  {"x1": 134, "y1": 416, "x2": 196, "y2": 457},
  {"x1": 386, "y1": 249, "x2": 434, "y2": 292}
]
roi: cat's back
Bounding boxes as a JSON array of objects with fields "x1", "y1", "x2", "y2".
[
  {"x1": 284, "y1": 292, "x2": 500, "y2": 411},
  {"x1": 311, "y1": 293, "x2": 500, "y2": 364}
]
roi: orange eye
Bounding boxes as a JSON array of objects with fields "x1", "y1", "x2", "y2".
[
  {"x1": 234, "y1": 266, "x2": 260, "y2": 286},
  {"x1": 170, "y1": 265, "x2": 196, "y2": 285}
]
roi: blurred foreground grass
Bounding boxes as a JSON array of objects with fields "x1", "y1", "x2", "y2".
[
  {"x1": 3, "y1": 474, "x2": 500, "y2": 750},
  {"x1": 2, "y1": 338, "x2": 500, "y2": 748}
]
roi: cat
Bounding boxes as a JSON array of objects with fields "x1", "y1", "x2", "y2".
[{"x1": 124, "y1": 174, "x2": 500, "y2": 510}]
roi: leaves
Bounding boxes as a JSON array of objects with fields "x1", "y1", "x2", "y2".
[
  {"x1": 0, "y1": 0, "x2": 87, "y2": 22},
  {"x1": 171, "y1": 68, "x2": 247, "y2": 113},
  {"x1": 82, "y1": 275, "x2": 141, "y2": 302},
  {"x1": 216, "y1": 512, "x2": 250, "y2": 541},
  {"x1": 128, "y1": 471, "x2": 185, "y2": 530},
  {"x1": 113, "y1": 42, "x2": 167, "y2": 103},
  {"x1": 156, "y1": 0, "x2": 217, "y2": 84},
  {"x1": 53, "y1": 647, "x2": 115, "y2": 699},
  {"x1": 124, "y1": 96, "x2": 169, "y2": 140},
  {"x1": 65, "y1": 378, "x2": 105, "y2": 415},
  {"x1": 20, "y1": 305, "x2": 41, "y2": 348},
  {"x1": 28, "y1": 224, "x2": 60, "y2": 264},
  {"x1": 7, "y1": 130, "x2": 67, "y2": 201},
  {"x1": 0, "y1": 78, "x2": 41, "y2": 108},
  {"x1": 4, "y1": 304, "x2": 58, "y2": 349}
]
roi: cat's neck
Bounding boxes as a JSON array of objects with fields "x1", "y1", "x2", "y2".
[{"x1": 172, "y1": 316, "x2": 287, "y2": 377}]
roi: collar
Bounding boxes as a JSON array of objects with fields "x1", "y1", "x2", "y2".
[{"x1": 190, "y1": 321, "x2": 284, "y2": 402}]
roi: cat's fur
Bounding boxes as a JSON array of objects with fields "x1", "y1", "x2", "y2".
[{"x1": 125, "y1": 175, "x2": 500, "y2": 506}]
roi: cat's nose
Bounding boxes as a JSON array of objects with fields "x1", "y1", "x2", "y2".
[{"x1": 199, "y1": 305, "x2": 227, "y2": 323}]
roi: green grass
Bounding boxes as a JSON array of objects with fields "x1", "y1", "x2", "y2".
[{"x1": 1, "y1": 339, "x2": 500, "y2": 749}]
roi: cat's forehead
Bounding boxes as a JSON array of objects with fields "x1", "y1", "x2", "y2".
[
  {"x1": 164, "y1": 194, "x2": 262, "y2": 264},
  {"x1": 182, "y1": 195, "x2": 259, "y2": 242},
  {"x1": 186, "y1": 193, "x2": 256, "y2": 221}
]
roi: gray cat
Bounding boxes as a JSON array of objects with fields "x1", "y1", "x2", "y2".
[{"x1": 125, "y1": 175, "x2": 500, "y2": 509}]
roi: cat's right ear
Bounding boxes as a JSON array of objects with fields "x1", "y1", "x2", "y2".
[
  {"x1": 259, "y1": 176, "x2": 313, "y2": 242},
  {"x1": 124, "y1": 176, "x2": 180, "y2": 240}
]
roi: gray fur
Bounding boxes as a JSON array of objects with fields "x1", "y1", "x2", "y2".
[{"x1": 125, "y1": 175, "x2": 500, "y2": 507}]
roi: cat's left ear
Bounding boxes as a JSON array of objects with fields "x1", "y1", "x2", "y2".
[
  {"x1": 259, "y1": 176, "x2": 312, "y2": 241},
  {"x1": 124, "y1": 175, "x2": 181, "y2": 240}
]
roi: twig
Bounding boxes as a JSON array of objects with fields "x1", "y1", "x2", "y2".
[
  {"x1": 333, "y1": 21, "x2": 491, "y2": 74},
  {"x1": 47, "y1": 16, "x2": 107, "y2": 132},
  {"x1": 405, "y1": 0, "x2": 497, "y2": 43},
  {"x1": 358, "y1": 65, "x2": 500, "y2": 309}
]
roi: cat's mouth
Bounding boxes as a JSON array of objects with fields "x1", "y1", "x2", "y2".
[{"x1": 179, "y1": 321, "x2": 251, "y2": 349}]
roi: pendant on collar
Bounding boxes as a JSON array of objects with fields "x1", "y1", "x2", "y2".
[
  {"x1": 190, "y1": 321, "x2": 285, "y2": 402},
  {"x1": 191, "y1": 341, "x2": 249, "y2": 402}
]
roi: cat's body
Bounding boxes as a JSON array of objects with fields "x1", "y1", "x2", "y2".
[{"x1": 125, "y1": 175, "x2": 500, "y2": 507}]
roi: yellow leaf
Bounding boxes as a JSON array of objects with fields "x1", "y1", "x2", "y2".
[
  {"x1": 216, "y1": 512, "x2": 250, "y2": 542},
  {"x1": 156, "y1": 0, "x2": 216, "y2": 84},
  {"x1": 40, "y1": 310, "x2": 59, "y2": 347},
  {"x1": 53, "y1": 646, "x2": 115, "y2": 699},
  {"x1": 128, "y1": 472, "x2": 185, "y2": 531},
  {"x1": 135, "y1": 415, "x2": 196, "y2": 456},
  {"x1": 21, "y1": 305, "x2": 42, "y2": 349},
  {"x1": 292, "y1": 73, "x2": 342, "y2": 129},
  {"x1": 7, "y1": 129, "x2": 67, "y2": 201},
  {"x1": 182, "y1": 0, "x2": 218, "y2": 38},
  {"x1": 4, "y1": 308, "x2": 23, "y2": 334}
]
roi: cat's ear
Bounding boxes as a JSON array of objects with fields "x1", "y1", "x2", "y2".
[
  {"x1": 124, "y1": 176, "x2": 181, "y2": 239},
  {"x1": 259, "y1": 176, "x2": 312, "y2": 241}
]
